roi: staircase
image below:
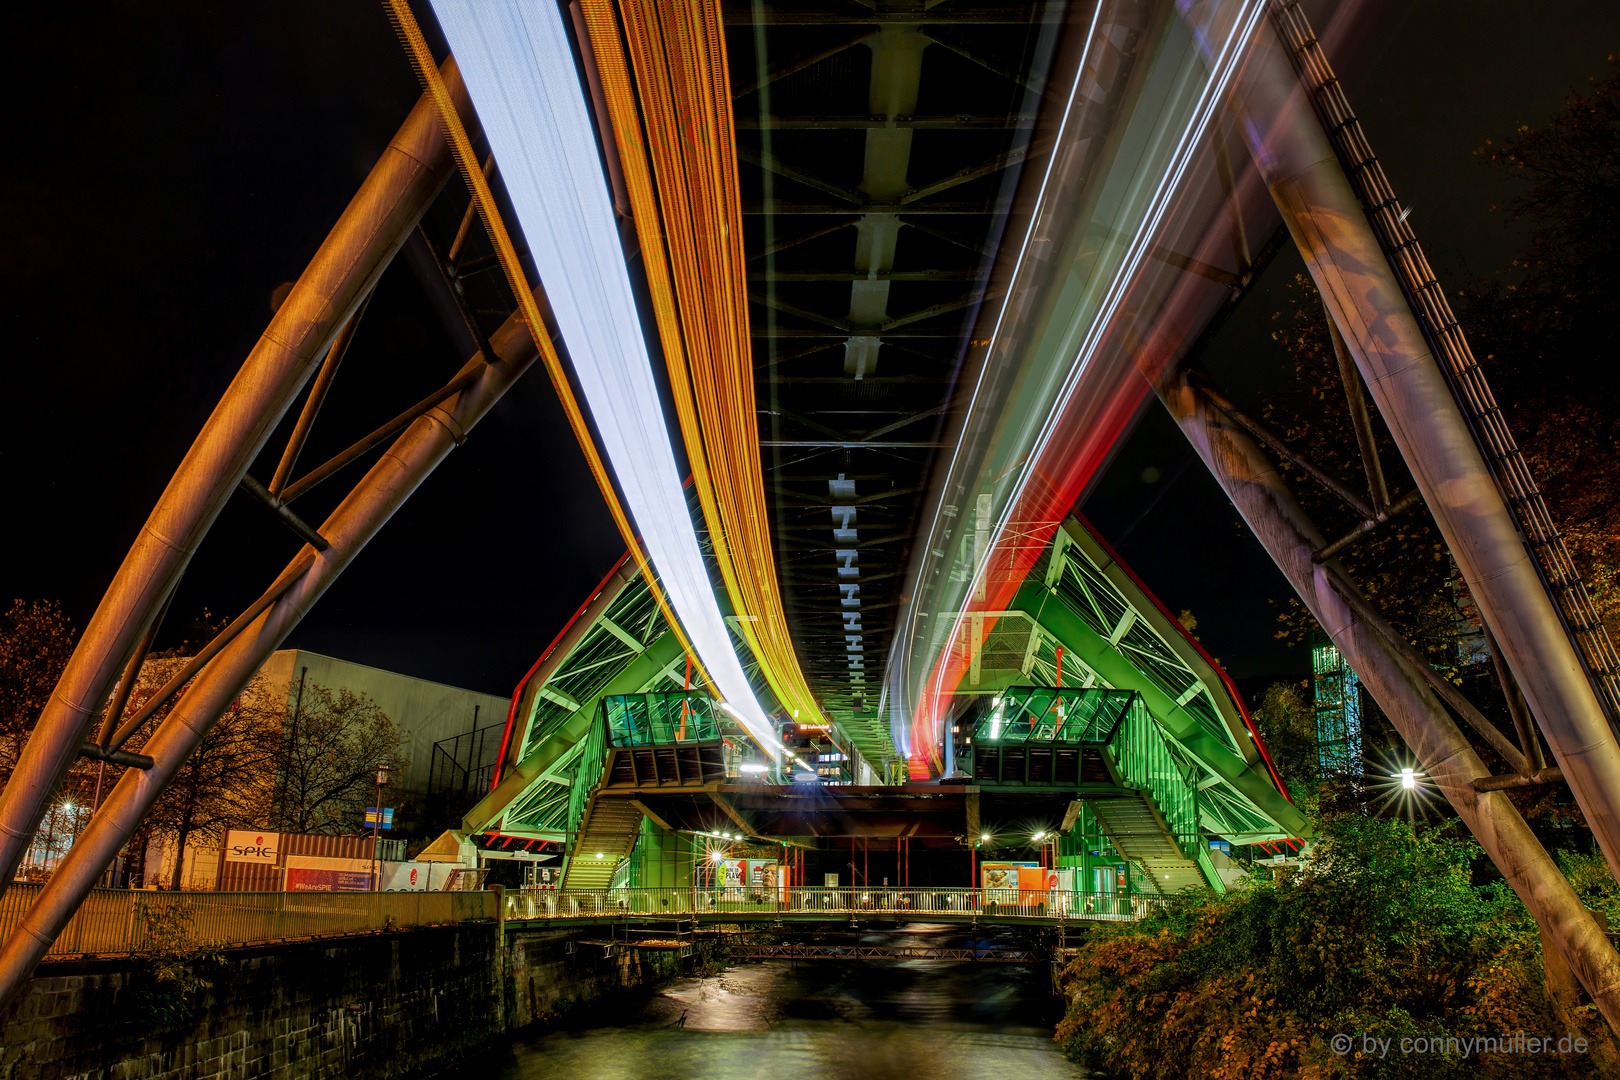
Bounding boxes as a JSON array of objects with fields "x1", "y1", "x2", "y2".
[
  {"x1": 561, "y1": 794, "x2": 643, "y2": 890},
  {"x1": 1088, "y1": 794, "x2": 1207, "y2": 894}
]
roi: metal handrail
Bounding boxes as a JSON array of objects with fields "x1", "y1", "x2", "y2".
[
  {"x1": 0, "y1": 886, "x2": 497, "y2": 959},
  {"x1": 502, "y1": 885, "x2": 1164, "y2": 923},
  {"x1": 0, "y1": 880, "x2": 1164, "y2": 961}
]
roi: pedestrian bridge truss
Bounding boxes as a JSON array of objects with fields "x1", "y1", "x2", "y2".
[
  {"x1": 502, "y1": 885, "x2": 1161, "y2": 929},
  {"x1": 451, "y1": 513, "x2": 1307, "y2": 897}
]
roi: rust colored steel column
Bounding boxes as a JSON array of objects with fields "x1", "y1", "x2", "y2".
[
  {"x1": 0, "y1": 60, "x2": 474, "y2": 894},
  {"x1": 0, "y1": 295, "x2": 542, "y2": 1011},
  {"x1": 1155, "y1": 367, "x2": 1620, "y2": 1032},
  {"x1": 1177, "y1": 0, "x2": 1620, "y2": 882}
]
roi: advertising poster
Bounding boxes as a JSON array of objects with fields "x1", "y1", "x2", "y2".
[
  {"x1": 1017, "y1": 866, "x2": 1049, "y2": 893},
  {"x1": 981, "y1": 861, "x2": 1038, "y2": 902},
  {"x1": 286, "y1": 867, "x2": 373, "y2": 892},
  {"x1": 379, "y1": 861, "x2": 437, "y2": 892},
  {"x1": 284, "y1": 855, "x2": 374, "y2": 892},
  {"x1": 223, "y1": 830, "x2": 280, "y2": 863},
  {"x1": 722, "y1": 859, "x2": 745, "y2": 889}
]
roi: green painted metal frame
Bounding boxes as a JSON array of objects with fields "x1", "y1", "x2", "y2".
[
  {"x1": 1010, "y1": 518, "x2": 1302, "y2": 841},
  {"x1": 968, "y1": 688, "x2": 1210, "y2": 884},
  {"x1": 954, "y1": 516, "x2": 1309, "y2": 849},
  {"x1": 464, "y1": 628, "x2": 686, "y2": 839},
  {"x1": 603, "y1": 692, "x2": 723, "y2": 746}
]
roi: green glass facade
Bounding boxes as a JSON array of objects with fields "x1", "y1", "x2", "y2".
[{"x1": 1311, "y1": 639, "x2": 1363, "y2": 776}]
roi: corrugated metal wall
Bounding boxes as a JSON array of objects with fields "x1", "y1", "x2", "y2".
[{"x1": 217, "y1": 832, "x2": 378, "y2": 891}]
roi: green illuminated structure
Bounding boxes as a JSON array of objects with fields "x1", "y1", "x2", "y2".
[
  {"x1": 432, "y1": 513, "x2": 1307, "y2": 896},
  {"x1": 1312, "y1": 638, "x2": 1363, "y2": 776}
]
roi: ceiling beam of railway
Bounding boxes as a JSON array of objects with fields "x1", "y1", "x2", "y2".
[{"x1": 737, "y1": 1, "x2": 1051, "y2": 771}]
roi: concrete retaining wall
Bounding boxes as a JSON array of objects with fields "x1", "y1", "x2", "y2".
[{"x1": 0, "y1": 922, "x2": 702, "y2": 1080}]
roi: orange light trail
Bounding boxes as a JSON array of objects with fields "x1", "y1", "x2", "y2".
[{"x1": 580, "y1": 0, "x2": 825, "y2": 726}]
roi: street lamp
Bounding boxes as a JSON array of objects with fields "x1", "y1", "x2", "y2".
[{"x1": 371, "y1": 765, "x2": 389, "y2": 892}]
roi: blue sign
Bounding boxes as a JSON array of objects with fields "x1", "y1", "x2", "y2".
[{"x1": 364, "y1": 807, "x2": 394, "y2": 829}]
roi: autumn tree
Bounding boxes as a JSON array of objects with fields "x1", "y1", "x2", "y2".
[
  {"x1": 269, "y1": 684, "x2": 407, "y2": 835},
  {"x1": 1460, "y1": 56, "x2": 1620, "y2": 642},
  {"x1": 1249, "y1": 681, "x2": 1318, "y2": 799},
  {"x1": 1262, "y1": 274, "x2": 1461, "y2": 661},
  {"x1": 1056, "y1": 816, "x2": 1617, "y2": 1079},
  {"x1": 121, "y1": 659, "x2": 281, "y2": 888},
  {"x1": 1255, "y1": 60, "x2": 1620, "y2": 833},
  {"x1": 0, "y1": 599, "x2": 77, "y2": 778}
]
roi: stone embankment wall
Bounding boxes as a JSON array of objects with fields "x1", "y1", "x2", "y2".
[
  {"x1": 504, "y1": 927, "x2": 696, "y2": 1029},
  {"x1": 0, "y1": 921, "x2": 706, "y2": 1080}
]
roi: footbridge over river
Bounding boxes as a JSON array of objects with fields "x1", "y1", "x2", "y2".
[{"x1": 432, "y1": 514, "x2": 1307, "y2": 900}]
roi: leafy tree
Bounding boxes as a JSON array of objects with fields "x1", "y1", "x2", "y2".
[
  {"x1": 0, "y1": 599, "x2": 77, "y2": 777},
  {"x1": 129, "y1": 899, "x2": 223, "y2": 1028},
  {"x1": 1461, "y1": 57, "x2": 1620, "y2": 642},
  {"x1": 1254, "y1": 62, "x2": 1620, "y2": 830},
  {"x1": 1055, "y1": 816, "x2": 1611, "y2": 1078},
  {"x1": 1250, "y1": 680, "x2": 1318, "y2": 801},
  {"x1": 122, "y1": 659, "x2": 281, "y2": 888},
  {"x1": 269, "y1": 684, "x2": 407, "y2": 834},
  {"x1": 1262, "y1": 277, "x2": 1459, "y2": 661}
]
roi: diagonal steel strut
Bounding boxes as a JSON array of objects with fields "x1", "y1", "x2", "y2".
[
  {"x1": 0, "y1": 59, "x2": 476, "y2": 901},
  {"x1": 0, "y1": 288, "x2": 548, "y2": 1014}
]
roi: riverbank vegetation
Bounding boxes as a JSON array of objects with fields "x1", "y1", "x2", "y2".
[{"x1": 1055, "y1": 816, "x2": 1619, "y2": 1078}]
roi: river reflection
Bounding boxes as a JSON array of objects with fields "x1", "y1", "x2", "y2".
[{"x1": 476, "y1": 927, "x2": 1089, "y2": 1080}]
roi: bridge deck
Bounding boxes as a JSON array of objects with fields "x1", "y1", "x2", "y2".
[{"x1": 503, "y1": 886, "x2": 1159, "y2": 929}]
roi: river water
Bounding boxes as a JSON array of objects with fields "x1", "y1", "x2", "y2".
[{"x1": 474, "y1": 928, "x2": 1089, "y2": 1080}]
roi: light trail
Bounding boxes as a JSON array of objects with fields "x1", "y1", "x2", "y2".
[
  {"x1": 578, "y1": 0, "x2": 826, "y2": 729},
  {"x1": 883, "y1": 0, "x2": 1106, "y2": 764},
  {"x1": 896, "y1": 0, "x2": 1272, "y2": 770},
  {"x1": 428, "y1": 0, "x2": 781, "y2": 755}
]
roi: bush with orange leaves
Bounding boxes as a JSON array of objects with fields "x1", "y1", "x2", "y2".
[{"x1": 1055, "y1": 815, "x2": 1611, "y2": 1078}]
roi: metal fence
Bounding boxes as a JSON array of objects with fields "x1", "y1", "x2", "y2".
[
  {"x1": 504, "y1": 886, "x2": 1163, "y2": 923},
  {"x1": 0, "y1": 886, "x2": 497, "y2": 959}
]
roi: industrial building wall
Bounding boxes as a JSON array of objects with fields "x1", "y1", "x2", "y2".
[{"x1": 257, "y1": 650, "x2": 510, "y2": 795}]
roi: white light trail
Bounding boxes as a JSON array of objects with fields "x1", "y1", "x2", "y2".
[
  {"x1": 908, "y1": 0, "x2": 1272, "y2": 734},
  {"x1": 430, "y1": 1, "x2": 779, "y2": 756}
]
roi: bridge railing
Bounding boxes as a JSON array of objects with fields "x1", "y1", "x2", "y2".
[
  {"x1": 0, "y1": 885, "x2": 497, "y2": 959},
  {"x1": 504, "y1": 886, "x2": 1163, "y2": 922}
]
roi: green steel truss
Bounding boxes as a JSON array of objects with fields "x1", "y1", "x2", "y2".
[
  {"x1": 967, "y1": 688, "x2": 1224, "y2": 892},
  {"x1": 955, "y1": 516, "x2": 1309, "y2": 852},
  {"x1": 451, "y1": 509, "x2": 1305, "y2": 899},
  {"x1": 457, "y1": 509, "x2": 815, "y2": 847}
]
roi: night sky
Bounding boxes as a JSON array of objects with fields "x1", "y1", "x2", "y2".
[{"x1": 7, "y1": 2, "x2": 1618, "y2": 703}]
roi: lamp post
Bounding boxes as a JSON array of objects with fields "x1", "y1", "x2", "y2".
[{"x1": 371, "y1": 765, "x2": 389, "y2": 892}]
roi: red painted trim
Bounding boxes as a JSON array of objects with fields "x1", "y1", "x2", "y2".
[
  {"x1": 488, "y1": 473, "x2": 702, "y2": 792},
  {"x1": 489, "y1": 549, "x2": 635, "y2": 791},
  {"x1": 1073, "y1": 511, "x2": 1294, "y2": 804}
]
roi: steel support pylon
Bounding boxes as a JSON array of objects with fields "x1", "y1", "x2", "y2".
[
  {"x1": 1179, "y1": 0, "x2": 1620, "y2": 884},
  {"x1": 0, "y1": 60, "x2": 513, "y2": 1009}
]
